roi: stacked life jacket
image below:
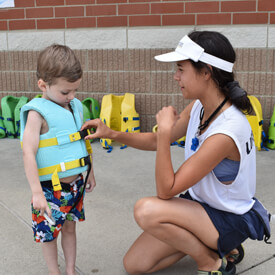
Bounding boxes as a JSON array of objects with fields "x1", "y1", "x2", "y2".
[
  {"x1": 82, "y1": 97, "x2": 101, "y2": 142},
  {"x1": 245, "y1": 96, "x2": 265, "y2": 151},
  {"x1": 100, "y1": 93, "x2": 140, "y2": 152},
  {"x1": 1, "y1": 95, "x2": 29, "y2": 138},
  {"x1": 0, "y1": 109, "x2": 5, "y2": 138},
  {"x1": 82, "y1": 97, "x2": 101, "y2": 122},
  {"x1": 20, "y1": 98, "x2": 92, "y2": 191},
  {"x1": 267, "y1": 105, "x2": 275, "y2": 149}
]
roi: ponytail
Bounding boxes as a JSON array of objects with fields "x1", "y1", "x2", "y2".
[{"x1": 224, "y1": 81, "x2": 253, "y2": 114}]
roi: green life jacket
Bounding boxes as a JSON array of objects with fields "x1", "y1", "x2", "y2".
[
  {"x1": 267, "y1": 106, "x2": 275, "y2": 149},
  {"x1": 1, "y1": 95, "x2": 29, "y2": 138},
  {"x1": 0, "y1": 109, "x2": 6, "y2": 138}
]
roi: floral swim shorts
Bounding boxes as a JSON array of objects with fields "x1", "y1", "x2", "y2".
[{"x1": 32, "y1": 175, "x2": 85, "y2": 243}]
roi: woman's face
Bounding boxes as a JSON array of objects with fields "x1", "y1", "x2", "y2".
[{"x1": 174, "y1": 60, "x2": 206, "y2": 100}]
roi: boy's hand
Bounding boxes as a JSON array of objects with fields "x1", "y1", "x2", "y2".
[
  {"x1": 32, "y1": 191, "x2": 52, "y2": 217},
  {"x1": 85, "y1": 174, "x2": 96, "y2": 193}
]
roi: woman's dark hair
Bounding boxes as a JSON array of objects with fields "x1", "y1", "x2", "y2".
[{"x1": 188, "y1": 31, "x2": 252, "y2": 114}]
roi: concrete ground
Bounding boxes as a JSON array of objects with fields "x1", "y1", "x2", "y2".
[{"x1": 0, "y1": 138, "x2": 274, "y2": 275}]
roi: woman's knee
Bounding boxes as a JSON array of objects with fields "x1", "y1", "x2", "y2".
[
  {"x1": 123, "y1": 253, "x2": 136, "y2": 275},
  {"x1": 123, "y1": 251, "x2": 151, "y2": 275},
  {"x1": 134, "y1": 197, "x2": 161, "y2": 229}
]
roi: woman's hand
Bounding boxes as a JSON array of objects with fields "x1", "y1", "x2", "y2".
[
  {"x1": 156, "y1": 106, "x2": 180, "y2": 133},
  {"x1": 81, "y1": 118, "x2": 113, "y2": 140}
]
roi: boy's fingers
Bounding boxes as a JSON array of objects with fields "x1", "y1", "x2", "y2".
[
  {"x1": 46, "y1": 206, "x2": 52, "y2": 217},
  {"x1": 86, "y1": 183, "x2": 91, "y2": 189}
]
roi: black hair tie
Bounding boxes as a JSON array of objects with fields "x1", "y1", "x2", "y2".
[{"x1": 226, "y1": 81, "x2": 246, "y2": 100}]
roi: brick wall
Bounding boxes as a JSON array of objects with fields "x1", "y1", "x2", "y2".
[
  {"x1": 0, "y1": 0, "x2": 275, "y2": 31},
  {"x1": 0, "y1": 48, "x2": 274, "y2": 133},
  {"x1": 0, "y1": 0, "x2": 275, "y2": 134}
]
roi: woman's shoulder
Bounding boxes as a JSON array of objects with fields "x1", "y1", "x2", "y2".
[
  {"x1": 211, "y1": 105, "x2": 251, "y2": 138},
  {"x1": 223, "y1": 105, "x2": 248, "y2": 124},
  {"x1": 188, "y1": 100, "x2": 201, "y2": 117}
]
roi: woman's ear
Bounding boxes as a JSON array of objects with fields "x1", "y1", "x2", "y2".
[
  {"x1": 37, "y1": 79, "x2": 47, "y2": 92},
  {"x1": 202, "y1": 65, "x2": 212, "y2": 80}
]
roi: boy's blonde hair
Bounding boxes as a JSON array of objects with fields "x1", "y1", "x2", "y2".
[{"x1": 36, "y1": 44, "x2": 82, "y2": 86}]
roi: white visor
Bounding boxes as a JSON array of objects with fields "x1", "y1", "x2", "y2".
[{"x1": 154, "y1": 35, "x2": 234, "y2": 73}]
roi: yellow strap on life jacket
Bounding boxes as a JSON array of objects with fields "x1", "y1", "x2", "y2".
[
  {"x1": 21, "y1": 129, "x2": 93, "y2": 191},
  {"x1": 38, "y1": 129, "x2": 91, "y2": 148},
  {"x1": 38, "y1": 155, "x2": 92, "y2": 191},
  {"x1": 51, "y1": 168, "x2": 62, "y2": 191},
  {"x1": 21, "y1": 129, "x2": 91, "y2": 148},
  {"x1": 85, "y1": 139, "x2": 93, "y2": 154},
  {"x1": 38, "y1": 137, "x2": 58, "y2": 148}
]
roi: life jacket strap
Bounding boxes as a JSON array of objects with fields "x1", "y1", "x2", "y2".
[
  {"x1": 38, "y1": 129, "x2": 91, "y2": 148},
  {"x1": 123, "y1": 116, "x2": 140, "y2": 122},
  {"x1": 85, "y1": 138, "x2": 93, "y2": 154},
  {"x1": 38, "y1": 155, "x2": 92, "y2": 191},
  {"x1": 268, "y1": 139, "x2": 274, "y2": 144},
  {"x1": 132, "y1": 126, "x2": 140, "y2": 131}
]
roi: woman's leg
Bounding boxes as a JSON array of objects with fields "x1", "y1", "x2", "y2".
[
  {"x1": 124, "y1": 231, "x2": 186, "y2": 275},
  {"x1": 61, "y1": 220, "x2": 77, "y2": 275},
  {"x1": 124, "y1": 196, "x2": 222, "y2": 274},
  {"x1": 42, "y1": 238, "x2": 61, "y2": 275}
]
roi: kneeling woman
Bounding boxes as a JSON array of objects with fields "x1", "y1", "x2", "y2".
[{"x1": 82, "y1": 31, "x2": 271, "y2": 275}]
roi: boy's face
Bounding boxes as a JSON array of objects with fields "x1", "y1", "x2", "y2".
[{"x1": 38, "y1": 77, "x2": 82, "y2": 108}]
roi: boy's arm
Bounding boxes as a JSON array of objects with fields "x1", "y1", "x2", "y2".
[
  {"x1": 85, "y1": 154, "x2": 96, "y2": 193},
  {"x1": 22, "y1": 110, "x2": 51, "y2": 216}
]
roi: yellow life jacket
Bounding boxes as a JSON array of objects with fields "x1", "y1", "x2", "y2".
[
  {"x1": 245, "y1": 96, "x2": 264, "y2": 151},
  {"x1": 100, "y1": 93, "x2": 140, "y2": 152}
]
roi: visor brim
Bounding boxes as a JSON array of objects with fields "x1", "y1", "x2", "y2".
[{"x1": 154, "y1": 51, "x2": 189, "y2": 62}]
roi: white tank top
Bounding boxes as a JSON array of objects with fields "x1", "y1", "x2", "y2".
[{"x1": 186, "y1": 100, "x2": 256, "y2": 214}]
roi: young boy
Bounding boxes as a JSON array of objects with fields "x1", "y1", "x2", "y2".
[{"x1": 20, "y1": 44, "x2": 96, "y2": 275}]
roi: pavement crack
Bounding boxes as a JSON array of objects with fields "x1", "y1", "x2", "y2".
[
  {"x1": 0, "y1": 199, "x2": 31, "y2": 230},
  {"x1": 237, "y1": 254, "x2": 275, "y2": 274}
]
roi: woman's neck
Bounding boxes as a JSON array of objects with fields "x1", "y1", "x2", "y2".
[{"x1": 198, "y1": 86, "x2": 230, "y2": 128}]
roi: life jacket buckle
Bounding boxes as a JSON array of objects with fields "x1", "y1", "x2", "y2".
[
  {"x1": 80, "y1": 155, "x2": 91, "y2": 167},
  {"x1": 79, "y1": 129, "x2": 90, "y2": 139}
]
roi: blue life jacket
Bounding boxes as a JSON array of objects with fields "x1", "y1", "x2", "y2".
[{"x1": 20, "y1": 98, "x2": 92, "y2": 190}]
